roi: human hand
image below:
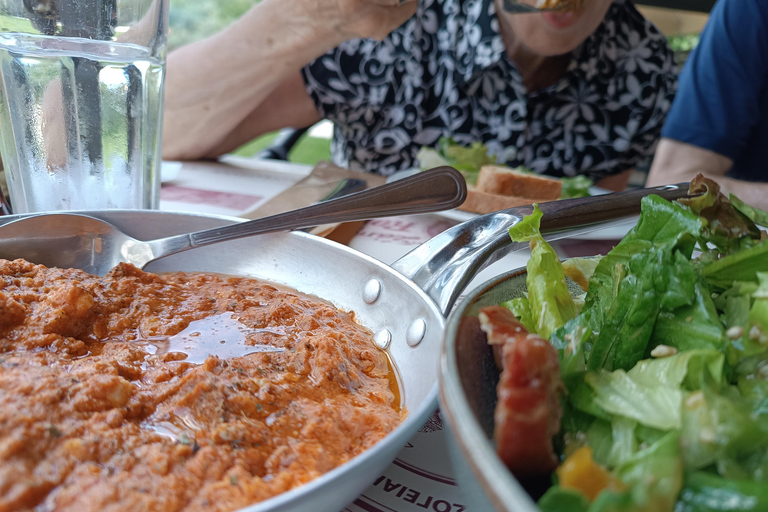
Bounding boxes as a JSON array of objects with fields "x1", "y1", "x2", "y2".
[{"x1": 301, "y1": 0, "x2": 418, "y2": 42}]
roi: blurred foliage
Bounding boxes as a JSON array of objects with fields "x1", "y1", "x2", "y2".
[
  {"x1": 231, "y1": 131, "x2": 333, "y2": 164},
  {"x1": 0, "y1": 14, "x2": 35, "y2": 33},
  {"x1": 667, "y1": 33, "x2": 700, "y2": 53},
  {"x1": 667, "y1": 33, "x2": 700, "y2": 69},
  {"x1": 168, "y1": 0, "x2": 259, "y2": 51}
]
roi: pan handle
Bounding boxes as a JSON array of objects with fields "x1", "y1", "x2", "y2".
[{"x1": 390, "y1": 182, "x2": 692, "y2": 316}]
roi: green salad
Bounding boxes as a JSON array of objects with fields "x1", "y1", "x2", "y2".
[
  {"x1": 417, "y1": 138, "x2": 592, "y2": 198},
  {"x1": 504, "y1": 176, "x2": 768, "y2": 512}
]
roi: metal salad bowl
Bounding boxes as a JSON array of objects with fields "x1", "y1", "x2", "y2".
[
  {"x1": 0, "y1": 183, "x2": 689, "y2": 511},
  {"x1": 438, "y1": 180, "x2": 700, "y2": 510}
]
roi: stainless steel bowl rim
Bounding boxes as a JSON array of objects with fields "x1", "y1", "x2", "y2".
[{"x1": 440, "y1": 266, "x2": 541, "y2": 512}]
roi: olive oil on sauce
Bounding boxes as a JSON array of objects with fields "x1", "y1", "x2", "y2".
[
  {"x1": 130, "y1": 279, "x2": 404, "y2": 438},
  {"x1": 148, "y1": 311, "x2": 403, "y2": 411},
  {"x1": 152, "y1": 313, "x2": 286, "y2": 364}
]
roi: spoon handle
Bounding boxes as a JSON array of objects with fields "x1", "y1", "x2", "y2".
[
  {"x1": 391, "y1": 182, "x2": 694, "y2": 315},
  {"x1": 177, "y1": 166, "x2": 467, "y2": 249}
]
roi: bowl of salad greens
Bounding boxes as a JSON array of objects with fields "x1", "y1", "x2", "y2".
[{"x1": 439, "y1": 176, "x2": 768, "y2": 512}]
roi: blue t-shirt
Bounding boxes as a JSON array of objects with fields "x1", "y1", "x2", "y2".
[{"x1": 661, "y1": 0, "x2": 768, "y2": 182}]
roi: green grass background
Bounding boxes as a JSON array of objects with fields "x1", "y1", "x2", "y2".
[
  {"x1": 167, "y1": 0, "x2": 331, "y2": 164},
  {"x1": 229, "y1": 131, "x2": 332, "y2": 165}
]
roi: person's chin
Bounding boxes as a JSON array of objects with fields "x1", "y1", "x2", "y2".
[
  {"x1": 531, "y1": 9, "x2": 591, "y2": 54},
  {"x1": 523, "y1": 31, "x2": 583, "y2": 56}
]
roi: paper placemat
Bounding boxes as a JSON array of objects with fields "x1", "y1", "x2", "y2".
[
  {"x1": 347, "y1": 412, "x2": 469, "y2": 512},
  {"x1": 160, "y1": 160, "x2": 385, "y2": 243},
  {"x1": 159, "y1": 159, "x2": 312, "y2": 217}
]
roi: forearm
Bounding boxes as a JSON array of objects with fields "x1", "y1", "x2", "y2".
[
  {"x1": 647, "y1": 138, "x2": 768, "y2": 209},
  {"x1": 162, "y1": 0, "x2": 343, "y2": 160},
  {"x1": 647, "y1": 139, "x2": 733, "y2": 185},
  {"x1": 699, "y1": 176, "x2": 768, "y2": 210}
]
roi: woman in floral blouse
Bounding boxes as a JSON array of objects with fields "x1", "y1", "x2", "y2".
[{"x1": 164, "y1": 0, "x2": 676, "y2": 190}]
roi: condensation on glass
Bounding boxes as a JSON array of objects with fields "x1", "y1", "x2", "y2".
[{"x1": 0, "y1": 0, "x2": 169, "y2": 212}]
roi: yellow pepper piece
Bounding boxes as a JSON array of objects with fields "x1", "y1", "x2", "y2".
[{"x1": 556, "y1": 446, "x2": 624, "y2": 501}]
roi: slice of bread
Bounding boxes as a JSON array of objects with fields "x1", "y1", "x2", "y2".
[
  {"x1": 476, "y1": 166, "x2": 562, "y2": 201},
  {"x1": 458, "y1": 188, "x2": 554, "y2": 215}
]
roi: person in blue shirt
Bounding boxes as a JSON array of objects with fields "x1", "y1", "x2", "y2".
[{"x1": 647, "y1": 0, "x2": 768, "y2": 209}]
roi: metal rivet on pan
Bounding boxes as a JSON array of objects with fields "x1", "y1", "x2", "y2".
[
  {"x1": 374, "y1": 330, "x2": 392, "y2": 349},
  {"x1": 363, "y1": 279, "x2": 382, "y2": 304},
  {"x1": 406, "y1": 318, "x2": 426, "y2": 347}
]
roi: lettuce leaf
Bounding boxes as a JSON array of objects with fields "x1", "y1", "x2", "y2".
[
  {"x1": 563, "y1": 256, "x2": 603, "y2": 292},
  {"x1": 624, "y1": 195, "x2": 704, "y2": 251},
  {"x1": 508, "y1": 204, "x2": 546, "y2": 242},
  {"x1": 675, "y1": 472, "x2": 768, "y2": 512},
  {"x1": 627, "y1": 349, "x2": 724, "y2": 391},
  {"x1": 738, "y1": 377, "x2": 768, "y2": 415},
  {"x1": 586, "y1": 247, "x2": 697, "y2": 372},
  {"x1": 562, "y1": 175, "x2": 594, "y2": 199},
  {"x1": 714, "y1": 281, "x2": 768, "y2": 361},
  {"x1": 749, "y1": 272, "x2": 768, "y2": 334},
  {"x1": 440, "y1": 139, "x2": 495, "y2": 174},
  {"x1": 703, "y1": 240, "x2": 768, "y2": 289},
  {"x1": 586, "y1": 417, "x2": 639, "y2": 468},
  {"x1": 678, "y1": 175, "x2": 761, "y2": 253},
  {"x1": 578, "y1": 196, "x2": 703, "y2": 372},
  {"x1": 552, "y1": 198, "x2": 704, "y2": 377},
  {"x1": 586, "y1": 433, "x2": 683, "y2": 512},
  {"x1": 575, "y1": 350, "x2": 724, "y2": 432},
  {"x1": 416, "y1": 138, "x2": 496, "y2": 184},
  {"x1": 539, "y1": 488, "x2": 590, "y2": 512},
  {"x1": 730, "y1": 194, "x2": 768, "y2": 228},
  {"x1": 649, "y1": 278, "x2": 726, "y2": 356},
  {"x1": 509, "y1": 204, "x2": 578, "y2": 339},
  {"x1": 585, "y1": 370, "x2": 683, "y2": 431},
  {"x1": 680, "y1": 382, "x2": 768, "y2": 475},
  {"x1": 551, "y1": 314, "x2": 592, "y2": 378},
  {"x1": 501, "y1": 296, "x2": 536, "y2": 334},
  {"x1": 611, "y1": 432, "x2": 683, "y2": 512},
  {"x1": 416, "y1": 146, "x2": 450, "y2": 170},
  {"x1": 421, "y1": 137, "x2": 495, "y2": 184}
]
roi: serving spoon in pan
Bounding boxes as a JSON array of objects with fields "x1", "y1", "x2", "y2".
[{"x1": 0, "y1": 166, "x2": 467, "y2": 276}]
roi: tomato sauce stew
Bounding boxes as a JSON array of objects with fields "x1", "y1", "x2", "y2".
[{"x1": 0, "y1": 259, "x2": 402, "y2": 512}]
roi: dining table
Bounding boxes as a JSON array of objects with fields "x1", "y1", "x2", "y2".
[{"x1": 157, "y1": 156, "x2": 632, "y2": 512}]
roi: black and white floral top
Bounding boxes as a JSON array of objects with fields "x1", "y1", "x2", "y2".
[{"x1": 301, "y1": 0, "x2": 677, "y2": 180}]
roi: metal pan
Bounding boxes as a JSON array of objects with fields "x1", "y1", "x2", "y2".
[{"x1": 0, "y1": 182, "x2": 690, "y2": 512}]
